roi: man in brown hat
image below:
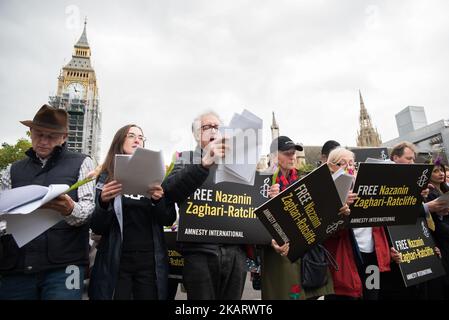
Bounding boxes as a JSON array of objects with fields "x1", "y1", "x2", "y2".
[{"x1": 0, "y1": 104, "x2": 95, "y2": 300}]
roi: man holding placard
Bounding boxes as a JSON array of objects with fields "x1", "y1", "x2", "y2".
[
  {"x1": 389, "y1": 142, "x2": 448, "y2": 218},
  {"x1": 0, "y1": 105, "x2": 95, "y2": 300},
  {"x1": 164, "y1": 111, "x2": 247, "y2": 300},
  {"x1": 380, "y1": 142, "x2": 448, "y2": 299},
  {"x1": 349, "y1": 142, "x2": 448, "y2": 228}
]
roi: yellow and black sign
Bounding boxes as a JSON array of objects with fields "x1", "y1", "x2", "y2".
[
  {"x1": 350, "y1": 163, "x2": 433, "y2": 227},
  {"x1": 177, "y1": 172, "x2": 272, "y2": 244},
  {"x1": 388, "y1": 218, "x2": 446, "y2": 287},
  {"x1": 255, "y1": 164, "x2": 346, "y2": 262},
  {"x1": 164, "y1": 231, "x2": 184, "y2": 280}
]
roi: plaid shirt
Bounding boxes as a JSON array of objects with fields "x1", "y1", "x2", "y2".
[{"x1": 0, "y1": 157, "x2": 95, "y2": 227}]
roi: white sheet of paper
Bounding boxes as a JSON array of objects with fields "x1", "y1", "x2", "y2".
[
  {"x1": 216, "y1": 109, "x2": 262, "y2": 185},
  {"x1": 2, "y1": 209, "x2": 63, "y2": 247},
  {"x1": 437, "y1": 192, "x2": 449, "y2": 208},
  {"x1": 0, "y1": 185, "x2": 48, "y2": 212},
  {"x1": 215, "y1": 166, "x2": 256, "y2": 186},
  {"x1": 114, "y1": 154, "x2": 132, "y2": 187},
  {"x1": 114, "y1": 148, "x2": 165, "y2": 195},
  {"x1": 0, "y1": 184, "x2": 69, "y2": 214},
  {"x1": 226, "y1": 130, "x2": 260, "y2": 181},
  {"x1": 332, "y1": 168, "x2": 355, "y2": 204}
]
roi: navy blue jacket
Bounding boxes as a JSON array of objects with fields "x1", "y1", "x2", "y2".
[{"x1": 88, "y1": 173, "x2": 176, "y2": 299}]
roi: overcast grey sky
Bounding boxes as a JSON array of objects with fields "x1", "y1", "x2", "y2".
[{"x1": 1, "y1": 0, "x2": 448, "y2": 163}]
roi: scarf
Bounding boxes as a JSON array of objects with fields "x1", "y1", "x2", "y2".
[{"x1": 273, "y1": 167, "x2": 299, "y2": 191}]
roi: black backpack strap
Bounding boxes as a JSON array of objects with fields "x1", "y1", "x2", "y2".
[{"x1": 319, "y1": 244, "x2": 339, "y2": 271}]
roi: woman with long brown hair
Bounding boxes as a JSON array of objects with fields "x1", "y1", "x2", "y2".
[{"x1": 88, "y1": 124, "x2": 176, "y2": 300}]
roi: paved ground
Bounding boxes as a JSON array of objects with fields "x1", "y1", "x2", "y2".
[
  {"x1": 84, "y1": 272, "x2": 261, "y2": 300},
  {"x1": 175, "y1": 272, "x2": 261, "y2": 300}
]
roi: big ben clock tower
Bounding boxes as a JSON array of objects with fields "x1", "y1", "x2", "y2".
[{"x1": 49, "y1": 19, "x2": 101, "y2": 164}]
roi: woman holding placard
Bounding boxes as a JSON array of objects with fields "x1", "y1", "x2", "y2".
[{"x1": 324, "y1": 147, "x2": 391, "y2": 300}]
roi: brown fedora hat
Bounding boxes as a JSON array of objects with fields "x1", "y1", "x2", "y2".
[{"x1": 21, "y1": 104, "x2": 69, "y2": 133}]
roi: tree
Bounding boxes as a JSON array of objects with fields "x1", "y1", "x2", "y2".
[
  {"x1": 296, "y1": 163, "x2": 315, "y2": 176},
  {"x1": 0, "y1": 135, "x2": 32, "y2": 170}
]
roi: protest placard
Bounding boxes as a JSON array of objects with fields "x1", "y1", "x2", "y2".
[
  {"x1": 255, "y1": 164, "x2": 346, "y2": 262},
  {"x1": 350, "y1": 163, "x2": 433, "y2": 227},
  {"x1": 177, "y1": 172, "x2": 272, "y2": 244},
  {"x1": 388, "y1": 218, "x2": 446, "y2": 287}
]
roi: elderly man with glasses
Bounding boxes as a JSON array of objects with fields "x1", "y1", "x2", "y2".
[
  {"x1": 0, "y1": 104, "x2": 95, "y2": 300},
  {"x1": 164, "y1": 111, "x2": 248, "y2": 300}
]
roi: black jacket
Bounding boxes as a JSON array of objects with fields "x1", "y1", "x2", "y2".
[
  {"x1": 428, "y1": 189, "x2": 449, "y2": 284},
  {"x1": 164, "y1": 149, "x2": 210, "y2": 203},
  {"x1": 164, "y1": 149, "x2": 228, "y2": 255},
  {"x1": 88, "y1": 172, "x2": 176, "y2": 300}
]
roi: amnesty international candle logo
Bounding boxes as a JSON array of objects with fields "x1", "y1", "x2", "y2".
[
  {"x1": 417, "y1": 169, "x2": 429, "y2": 188},
  {"x1": 421, "y1": 220, "x2": 430, "y2": 238},
  {"x1": 255, "y1": 164, "x2": 346, "y2": 262},
  {"x1": 349, "y1": 163, "x2": 433, "y2": 227},
  {"x1": 177, "y1": 172, "x2": 272, "y2": 244},
  {"x1": 388, "y1": 218, "x2": 446, "y2": 287},
  {"x1": 259, "y1": 177, "x2": 271, "y2": 199},
  {"x1": 325, "y1": 220, "x2": 345, "y2": 234}
]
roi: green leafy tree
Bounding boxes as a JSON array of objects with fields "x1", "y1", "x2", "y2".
[
  {"x1": 0, "y1": 134, "x2": 32, "y2": 170},
  {"x1": 296, "y1": 163, "x2": 316, "y2": 176}
]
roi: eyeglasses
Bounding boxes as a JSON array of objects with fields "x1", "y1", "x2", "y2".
[
  {"x1": 31, "y1": 129, "x2": 64, "y2": 141},
  {"x1": 335, "y1": 160, "x2": 355, "y2": 167},
  {"x1": 126, "y1": 133, "x2": 146, "y2": 142},
  {"x1": 201, "y1": 124, "x2": 219, "y2": 132}
]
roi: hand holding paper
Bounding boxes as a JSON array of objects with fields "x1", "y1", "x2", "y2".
[
  {"x1": 0, "y1": 184, "x2": 70, "y2": 248},
  {"x1": 332, "y1": 168, "x2": 355, "y2": 205},
  {"x1": 427, "y1": 197, "x2": 449, "y2": 214},
  {"x1": 345, "y1": 192, "x2": 358, "y2": 206},
  {"x1": 338, "y1": 204, "x2": 351, "y2": 216},
  {"x1": 436, "y1": 192, "x2": 449, "y2": 208},
  {"x1": 41, "y1": 194, "x2": 74, "y2": 216},
  {"x1": 147, "y1": 183, "x2": 164, "y2": 201},
  {"x1": 100, "y1": 180, "x2": 122, "y2": 203},
  {"x1": 0, "y1": 177, "x2": 95, "y2": 248},
  {"x1": 202, "y1": 138, "x2": 228, "y2": 168},
  {"x1": 114, "y1": 148, "x2": 165, "y2": 195},
  {"x1": 0, "y1": 184, "x2": 70, "y2": 215}
]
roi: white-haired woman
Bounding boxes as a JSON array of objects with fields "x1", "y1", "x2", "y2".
[{"x1": 324, "y1": 147, "x2": 391, "y2": 300}]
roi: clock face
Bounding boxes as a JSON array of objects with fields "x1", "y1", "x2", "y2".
[{"x1": 66, "y1": 82, "x2": 85, "y2": 99}]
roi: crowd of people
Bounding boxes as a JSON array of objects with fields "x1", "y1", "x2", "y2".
[{"x1": 0, "y1": 104, "x2": 448, "y2": 300}]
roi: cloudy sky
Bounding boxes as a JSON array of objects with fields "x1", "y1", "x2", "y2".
[{"x1": 1, "y1": 0, "x2": 448, "y2": 163}]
